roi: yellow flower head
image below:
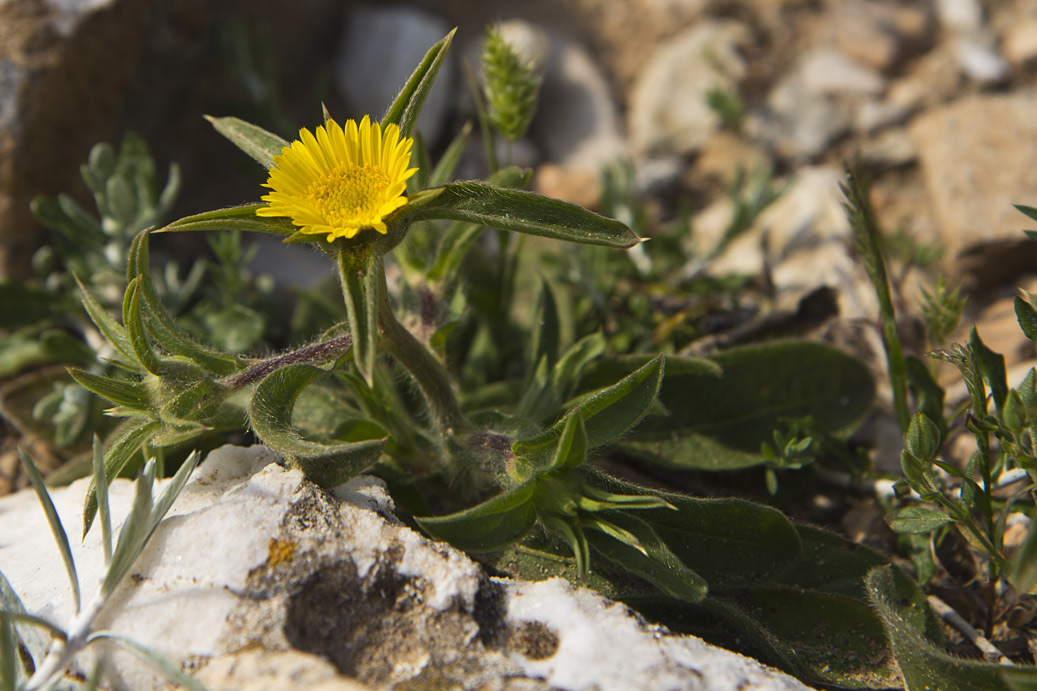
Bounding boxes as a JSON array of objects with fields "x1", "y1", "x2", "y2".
[{"x1": 257, "y1": 116, "x2": 417, "y2": 242}]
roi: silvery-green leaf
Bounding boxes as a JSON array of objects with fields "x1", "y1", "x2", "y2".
[
  {"x1": 85, "y1": 631, "x2": 209, "y2": 691},
  {"x1": 18, "y1": 449, "x2": 79, "y2": 613},
  {"x1": 83, "y1": 420, "x2": 162, "y2": 537},
  {"x1": 102, "y1": 459, "x2": 156, "y2": 598}
]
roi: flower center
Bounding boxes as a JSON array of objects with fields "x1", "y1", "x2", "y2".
[{"x1": 307, "y1": 164, "x2": 388, "y2": 226}]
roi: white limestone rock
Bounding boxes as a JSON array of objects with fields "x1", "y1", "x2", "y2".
[{"x1": 0, "y1": 445, "x2": 815, "y2": 690}]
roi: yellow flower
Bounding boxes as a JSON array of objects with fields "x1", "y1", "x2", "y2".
[{"x1": 257, "y1": 116, "x2": 417, "y2": 242}]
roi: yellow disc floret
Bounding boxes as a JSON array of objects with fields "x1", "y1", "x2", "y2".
[{"x1": 257, "y1": 115, "x2": 417, "y2": 241}]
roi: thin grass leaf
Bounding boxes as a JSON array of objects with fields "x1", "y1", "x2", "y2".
[
  {"x1": 0, "y1": 612, "x2": 65, "y2": 641},
  {"x1": 17, "y1": 449, "x2": 79, "y2": 613},
  {"x1": 1, "y1": 612, "x2": 15, "y2": 691},
  {"x1": 91, "y1": 436, "x2": 113, "y2": 564},
  {"x1": 83, "y1": 420, "x2": 160, "y2": 537},
  {"x1": 85, "y1": 632, "x2": 209, "y2": 691},
  {"x1": 146, "y1": 451, "x2": 200, "y2": 543},
  {"x1": 101, "y1": 460, "x2": 156, "y2": 598}
]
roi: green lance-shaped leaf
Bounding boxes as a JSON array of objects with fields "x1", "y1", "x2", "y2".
[
  {"x1": 971, "y1": 326, "x2": 1008, "y2": 413},
  {"x1": 18, "y1": 448, "x2": 80, "y2": 614},
  {"x1": 416, "y1": 482, "x2": 538, "y2": 552},
  {"x1": 205, "y1": 115, "x2": 289, "y2": 169},
  {"x1": 249, "y1": 364, "x2": 386, "y2": 487},
  {"x1": 336, "y1": 250, "x2": 381, "y2": 386},
  {"x1": 1007, "y1": 510, "x2": 1037, "y2": 593},
  {"x1": 905, "y1": 411, "x2": 941, "y2": 462},
  {"x1": 513, "y1": 354, "x2": 664, "y2": 457},
  {"x1": 76, "y1": 276, "x2": 138, "y2": 368},
  {"x1": 1015, "y1": 295, "x2": 1037, "y2": 343},
  {"x1": 409, "y1": 181, "x2": 641, "y2": 248},
  {"x1": 129, "y1": 231, "x2": 243, "y2": 375},
  {"x1": 621, "y1": 341, "x2": 874, "y2": 471},
  {"x1": 101, "y1": 459, "x2": 156, "y2": 598},
  {"x1": 887, "y1": 505, "x2": 954, "y2": 535},
  {"x1": 382, "y1": 29, "x2": 456, "y2": 138},
  {"x1": 548, "y1": 410, "x2": 588, "y2": 470},
  {"x1": 158, "y1": 203, "x2": 295, "y2": 236},
  {"x1": 67, "y1": 368, "x2": 147, "y2": 412},
  {"x1": 123, "y1": 278, "x2": 162, "y2": 375},
  {"x1": 83, "y1": 419, "x2": 162, "y2": 537},
  {"x1": 866, "y1": 565, "x2": 1026, "y2": 691},
  {"x1": 585, "y1": 512, "x2": 708, "y2": 603}
]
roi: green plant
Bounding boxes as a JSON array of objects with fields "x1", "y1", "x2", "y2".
[
  {"x1": 26, "y1": 28, "x2": 953, "y2": 690},
  {"x1": 0, "y1": 439, "x2": 205, "y2": 690}
]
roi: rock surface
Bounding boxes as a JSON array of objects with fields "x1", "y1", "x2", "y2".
[{"x1": 0, "y1": 445, "x2": 814, "y2": 691}]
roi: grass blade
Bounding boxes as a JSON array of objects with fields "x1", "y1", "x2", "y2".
[{"x1": 17, "y1": 449, "x2": 79, "y2": 613}]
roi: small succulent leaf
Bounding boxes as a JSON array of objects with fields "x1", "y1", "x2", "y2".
[
  {"x1": 381, "y1": 29, "x2": 456, "y2": 138},
  {"x1": 416, "y1": 482, "x2": 538, "y2": 552},
  {"x1": 337, "y1": 250, "x2": 380, "y2": 387},
  {"x1": 249, "y1": 364, "x2": 386, "y2": 487},
  {"x1": 102, "y1": 459, "x2": 156, "y2": 598},
  {"x1": 866, "y1": 565, "x2": 1019, "y2": 691},
  {"x1": 410, "y1": 181, "x2": 641, "y2": 248},
  {"x1": 18, "y1": 448, "x2": 80, "y2": 613},
  {"x1": 106, "y1": 175, "x2": 137, "y2": 228},
  {"x1": 427, "y1": 121, "x2": 472, "y2": 188},
  {"x1": 1007, "y1": 510, "x2": 1037, "y2": 593},
  {"x1": 620, "y1": 342, "x2": 874, "y2": 471},
  {"x1": 76, "y1": 276, "x2": 138, "y2": 366},
  {"x1": 0, "y1": 282, "x2": 78, "y2": 330},
  {"x1": 585, "y1": 512, "x2": 708, "y2": 603},
  {"x1": 888, "y1": 505, "x2": 953, "y2": 535},
  {"x1": 906, "y1": 355, "x2": 947, "y2": 442},
  {"x1": 548, "y1": 410, "x2": 588, "y2": 470},
  {"x1": 1015, "y1": 295, "x2": 1037, "y2": 342},
  {"x1": 83, "y1": 420, "x2": 162, "y2": 536},
  {"x1": 205, "y1": 115, "x2": 288, "y2": 169},
  {"x1": 85, "y1": 631, "x2": 209, "y2": 691},
  {"x1": 971, "y1": 327, "x2": 1008, "y2": 413},
  {"x1": 514, "y1": 355, "x2": 664, "y2": 457},
  {"x1": 67, "y1": 368, "x2": 147, "y2": 411},
  {"x1": 30, "y1": 193, "x2": 104, "y2": 245},
  {"x1": 131, "y1": 231, "x2": 243, "y2": 375},
  {"x1": 159, "y1": 203, "x2": 295, "y2": 236},
  {"x1": 124, "y1": 278, "x2": 162, "y2": 375}
]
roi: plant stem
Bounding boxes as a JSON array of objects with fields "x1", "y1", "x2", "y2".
[{"x1": 374, "y1": 264, "x2": 472, "y2": 438}]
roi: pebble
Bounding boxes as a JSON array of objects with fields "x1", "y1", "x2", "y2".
[{"x1": 1003, "y1": 19, "x2": 1037, "y2": 66}]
